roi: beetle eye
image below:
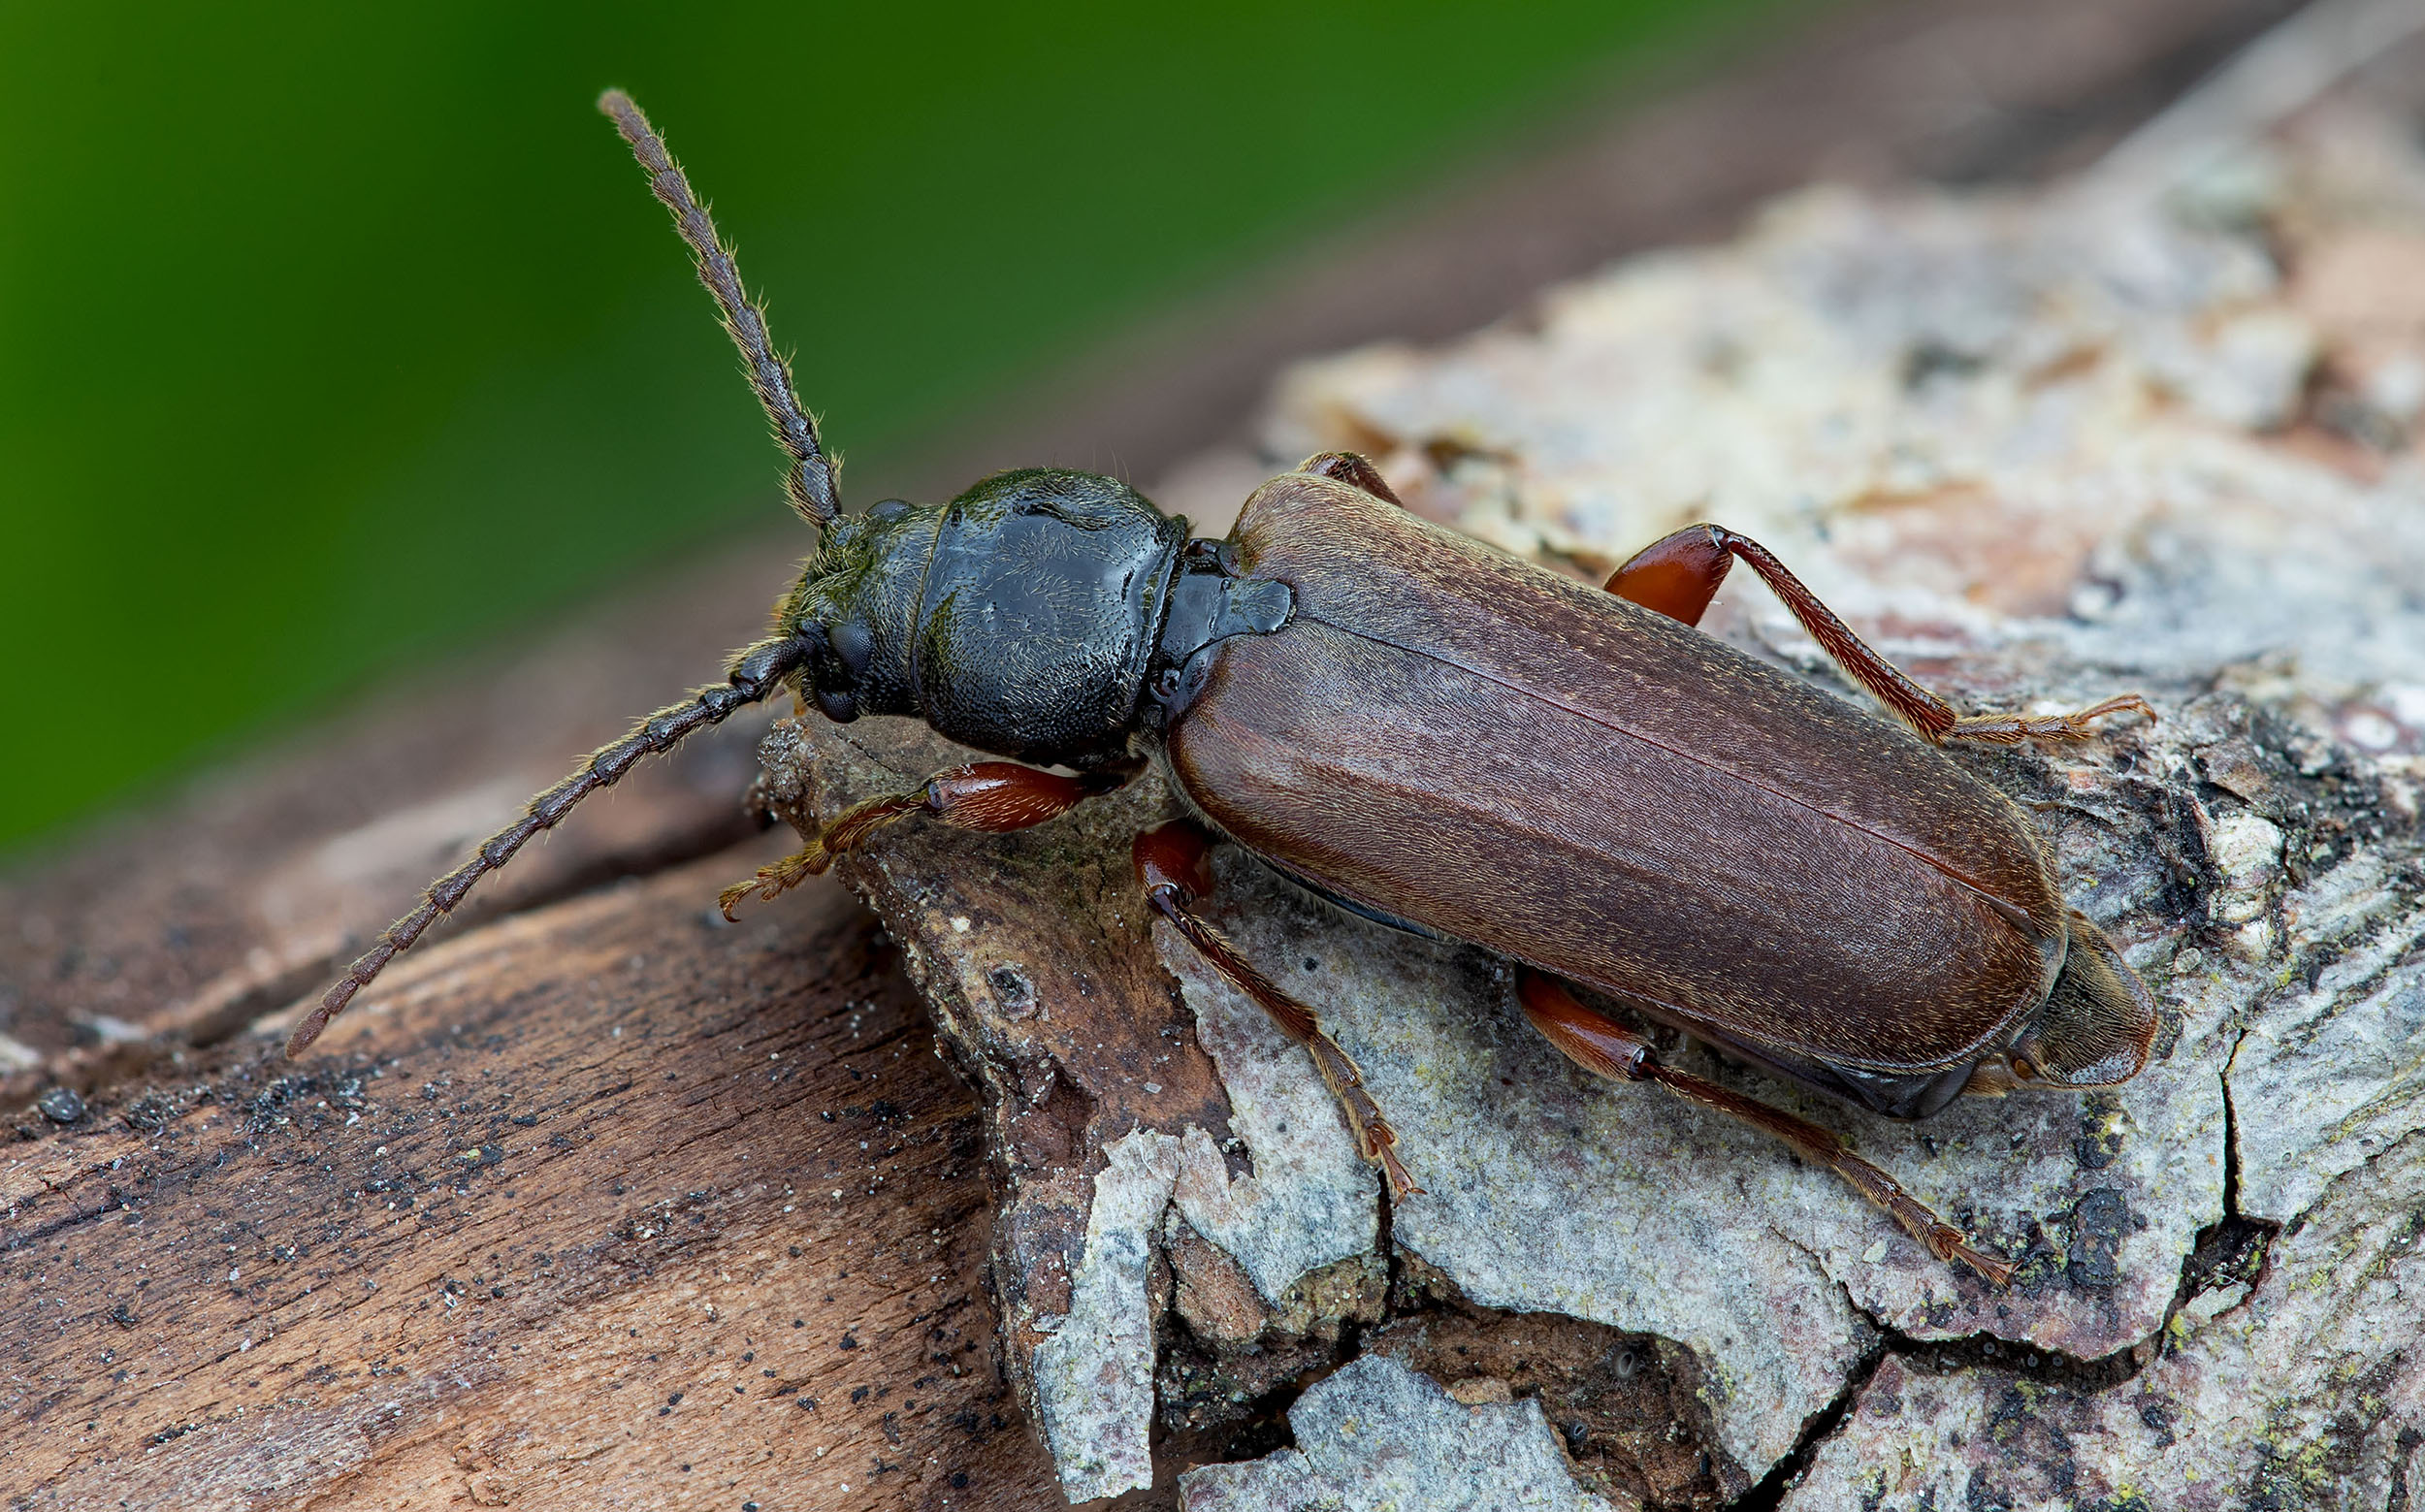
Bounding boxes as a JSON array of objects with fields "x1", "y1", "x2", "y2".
[{"x1": 827, "y1": 619, "x2": 874, "y2": 676}]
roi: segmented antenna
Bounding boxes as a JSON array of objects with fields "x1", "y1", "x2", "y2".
[
  {"x1": 598, "y1": 88, "x2": 840, "y2": 528},
  {"x1": 288, "y1": 637, "x2": 807, "y2": 1056}
]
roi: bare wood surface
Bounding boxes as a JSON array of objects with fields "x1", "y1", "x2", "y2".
[{"x1": 2, "y1": 854, "x2": 1064, "y2": 1510}]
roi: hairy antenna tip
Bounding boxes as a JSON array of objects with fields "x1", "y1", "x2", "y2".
[
  {"x1": 285, "y1": 997, "x2": 340, "y2": 1059},
  {"x1": 591, "y1": 85, "x2": 839, "y2": 530}
]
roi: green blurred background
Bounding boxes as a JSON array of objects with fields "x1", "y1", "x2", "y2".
[{"x1": 0, "y1": 1, "x2": 1783, "y2": 854}]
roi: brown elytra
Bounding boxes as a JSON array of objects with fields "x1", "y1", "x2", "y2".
[{"x1": 297, "y1": 93, "x2": 2158, "y2": 1287}]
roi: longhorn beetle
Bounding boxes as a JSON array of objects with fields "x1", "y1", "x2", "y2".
[{"x1": 292, "y1": 91, "x2": 2161, "y2": 1285}]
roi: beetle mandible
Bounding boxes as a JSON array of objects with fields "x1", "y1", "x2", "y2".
[{"x1": 290, "y1": 91, "x2": 2161, "y2": 1286}]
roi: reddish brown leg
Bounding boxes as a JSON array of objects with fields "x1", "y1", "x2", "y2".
[
  {"x1": 720, "y1": 760, "x2": 1136, "y2": 918},
  {"x1": 1135, "y1": 820, "x2": 1421, "y2": 1198},
  {"x1": 1518, "y1": 973, "x2": 2015, "y2": 1286},
  {"x1": 1607, "y1": 525, "x2": 2152, "y2": 745},
  {"x1": 1300, "y1": 450, "x2": 1405, "y2": 506},
  {"x1": 1604, "y1": 525, "x2": 1733, "y2": 627}
]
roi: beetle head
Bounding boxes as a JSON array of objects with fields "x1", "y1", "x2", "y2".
[
  {"x1": 782, "y1": 499, "x2": 943, "y2": 725},
  {"x1": 783, "y1": 468, "x2": 1186, "y2": 768}
]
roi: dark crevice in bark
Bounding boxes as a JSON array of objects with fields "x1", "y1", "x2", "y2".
[
  {"x1": 1143, "y1": 1179, "x2": 1752, "y2": 1510},
  {"x1": 1145, "y1": 1183, "x2": 1389, "y2": 1497},
  {"x1": 1728, "y1": 1115, "x2": 2298, "y2": 1510},
  {"x1": 1730, "y1": 1342, "x2": 1890, "y2": 1512},
  {"x1": 2158, "y1": 1053, "x2": 2280, "y2": 1331},
  {"x1": 1723, "y1": 1253, "x2": 2171, "y2": 1508},
  {"x1": 1149, "y1": 1300, "x2": 1314, "y2": 1494},
  {"x1": 1873, "y1": 1322, "x2": 2143, "y2": 1398},
  {"x1": 1376, "y1": 1251, "x2": 1748, "y2": 1510}
]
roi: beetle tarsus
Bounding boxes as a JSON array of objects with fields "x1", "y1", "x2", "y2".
[
  {"x1": 1942, "y1": 694, "x2": 2157, "y2": 746},
  {"x1": 1639, "y1": 1060, "x2": 2016, "y2": 1285},
  {"x1": 1830, "y1": 1143, "x2": 2018, "y2": 1286},
  {"x1": 1302, "y1": 1031, "x2": 1423, "y2": 1198},
  {"x1": 1936, "y1": 1230, "x2": 2020, "y2": 1288},
  {"x1": 715, "y1": 788, "x2": 938, "y2": 916},
  {"x1": 719, "y1": 845, "x2": 832, "y2": 921}
]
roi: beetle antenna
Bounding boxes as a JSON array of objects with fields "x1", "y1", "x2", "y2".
[
  {"x1": 598, "y1": 88, "x2": 841, "y2": 530},
  {"x1": 287, "y1": 635, "x2": 808, "y2": 1057}
]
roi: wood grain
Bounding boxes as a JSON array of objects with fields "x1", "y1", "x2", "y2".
[{"x1": 1, "y1": 853, "x2": 1063, "y2": 1511}]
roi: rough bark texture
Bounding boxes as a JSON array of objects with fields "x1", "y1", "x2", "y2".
[{"x1": 765, "y1": 19, "x2": 2425, "y2": 1508}]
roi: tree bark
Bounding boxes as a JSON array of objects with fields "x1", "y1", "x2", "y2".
[{"x1": 0, "y1": 2, "x2": 2325, "y2": 1508}]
